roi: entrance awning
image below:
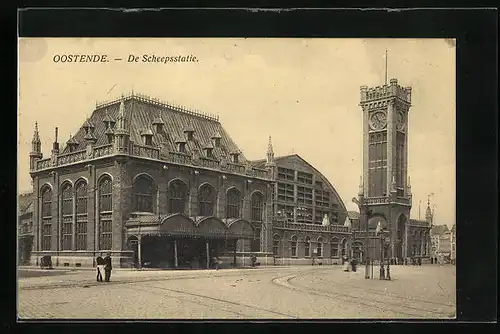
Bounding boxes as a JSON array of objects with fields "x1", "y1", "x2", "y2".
[{"x1": 125, "y1": 214, "x2": 255, "y2": 239}]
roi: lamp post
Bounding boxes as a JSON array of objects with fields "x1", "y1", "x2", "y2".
[
  {"x1": 352, "y1": 196, "x2": 370, "y2": 279},
  {"x1": 378, "y1": 226, "x2": 385, "y2": 280}
]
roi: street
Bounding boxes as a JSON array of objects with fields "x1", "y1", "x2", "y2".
[{"x1": 18, "y1": 264, "x2": 456, "y2": 319}]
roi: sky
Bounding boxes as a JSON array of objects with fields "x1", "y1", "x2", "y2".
[{"x1": 18, "y1": 38, "x2": 456, "y2": 227}]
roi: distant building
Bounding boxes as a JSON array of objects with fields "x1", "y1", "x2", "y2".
[
  {"x1": 18, "y1": 192, "x2": 34, "y2": 265},
  {"x1": 430, "y1": 224, "x2": 452, "y2": 264},
  {"x1": 23, "y1": 92, "x2": 349, "y2": 269},
  {"x1": 450, "y1": 224, "x2": 456, "y2": 264}
]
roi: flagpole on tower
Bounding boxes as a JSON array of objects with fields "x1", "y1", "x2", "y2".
[{"x1": 385, "y1": 50, "x2": 388, "y2": 85}]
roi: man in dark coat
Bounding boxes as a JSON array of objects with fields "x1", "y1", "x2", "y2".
[
  {"x1": 104, "y1": 252, "x2": 112, "y2": 282},
  {"x1": 96, "y1": 255, "x2": 104, "y2": 282}
]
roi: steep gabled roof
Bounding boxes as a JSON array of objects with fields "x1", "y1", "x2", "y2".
[{"x1": 62, "y1": 95, "x2": 247, "y2": 163}]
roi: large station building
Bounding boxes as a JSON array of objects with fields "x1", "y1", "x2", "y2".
[
  {"x1": 20, "y1": 76, "x2": 433, "y2": 269},
  {"x1": 23, "y1": 92, "x2": 350, "y2": 269}
]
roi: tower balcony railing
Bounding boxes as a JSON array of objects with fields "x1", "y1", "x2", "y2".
[
  {"x1": 131, "y1": 143, "x2": 160, "y2": 159},
  {"x1": 365, "y1": 196, "x2": 389, "y2": 205},
  {"x1": 273, "y1": 219, "x2": 350, "y2": 233}
]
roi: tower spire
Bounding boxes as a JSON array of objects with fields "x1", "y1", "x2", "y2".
[
  {"x1": 266, "y1": 135, "x2": 275, "y2": 166},
  {"x1": 29, "y1": 122, "x2": 43, "y2": 170}
]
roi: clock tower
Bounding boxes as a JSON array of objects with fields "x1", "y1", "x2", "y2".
[{"x1": 359, "y1": 78, "x2": 413, "y2": 261}]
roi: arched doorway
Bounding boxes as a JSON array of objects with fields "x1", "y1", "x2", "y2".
[
  {"x1": 396, "y1": 214, "x2": 407, "y2": 262},
  {"x1": 352, "y1": 241, "x2": 364, "y2": 262}
]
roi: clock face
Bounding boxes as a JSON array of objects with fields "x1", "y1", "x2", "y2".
[
  {"x1": 369, "y1": 111, "x2": 387, "y2": 130},
  {"x1": 396, "y1": 111, "x2": 406, "y2": 131}
]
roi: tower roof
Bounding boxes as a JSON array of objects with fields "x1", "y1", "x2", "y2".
[
  {"x1": 103, "y1": 110, "x2": 116, "y2": 124},
  {"x1": 82, "y1": 118, "x2": 95, "y2": 129},
  {"x1": 211, "y1": 129, "x2": 222, "y2": 139},
  {"x1": 67, "y1": 134, "x2": 79, "y2": 145},
  {"x1": 152, "y1": 110, "x2": 164, "y2": 125},
  {"x1": 183, "y1": 122, "x2": 195, "y2": 133},
  {"x1": 141, "y1": 129, "x2": 154, "y2": 136}
]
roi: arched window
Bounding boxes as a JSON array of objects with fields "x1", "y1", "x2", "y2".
[
  {"x1": 133, "y1": 176, "x2": 155, "y2": 213},
  {"x1": 168, "y1": 180, "x2": 187, "y2": 214},
  {"x1": 251, "y1": 192, "x2": 264, "y2": 221},
  {"x1": 317, "y1": 237, "x2": 324, "y2": 257},
  {"x1": 98, "y1": 177, "x2": 113, "y2": 250},
  {"x1": 198, "y1": 184, "x2": 215, "y2": 216},
  {"x1": 291, "y1": 236, "x2": 298, "y2": 257},
  {"x1": 273, "y1": 234, "x2": 281, "y2": 256},
  {"x1": 226, "y1": 188, "x2": 241, "y2": 219},
  {"x1": 305, "y1": 236, "x2": 311, "y2": 257},
  {"x1": 75, "y1": 180, "x2": 88, "y2": 250},
  {"x1": 330, "y1": 237, "x2": 339, "y2": 258},
  {"x1": 41, "y1": 187, "x2": 52, "y2": 251},
  {"x1": 61, "y1": 183, "x2": 73, "y2": 251}
]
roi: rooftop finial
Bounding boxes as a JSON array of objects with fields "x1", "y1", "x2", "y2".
[{"x1": 32, "y1": 122, "x2": 40, "y2": 142}]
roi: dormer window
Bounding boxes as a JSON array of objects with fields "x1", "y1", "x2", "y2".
[
  {"x1": 105, "y1": 128, "x2": 114, "y2": 144},
  {"x1": 211, "y1": 130, "x2": 222, "y2": 147},
  {"x1": 141, "y1": 129, "x2": 154, "y2": 146},
  {"x1": 82, "y1": 119, "x2": 95, "y2": 136},
  {"x1": 184, "y1": 123, "x2": 195, "y2": 141},
  {"x1": 103, "y1": 111, "x2": 116, "y2": 130},
  {"x1": 205, "y1": 147, "x2": 214, "y2": 158},
  {"x1": 152, "y1": 112, "x2": 165, "y2": 134},
  {"x1": 231, "y1": 152, "x2": 240, "y2": 164},
  {"x1": 179, "y1": 142, "x2": 186, "y2": 153},
  {"x1": 67, "y1": 135, "x2": 79, "y2": 152}
]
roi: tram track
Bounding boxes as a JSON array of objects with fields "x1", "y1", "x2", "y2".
[
  {"x1": 271, "y1": 270, "x2": 454, "y2": 318},
  {"x1": 126, "y1": 281, "x2": 299, "y2": 319},
  {"x1": 314, "y1": 274, "x2": 455, "y2": 308}
]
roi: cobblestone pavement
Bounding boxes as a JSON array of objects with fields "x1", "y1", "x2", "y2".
[{"x1": 18, "y1": 264, "x2": 456, "y2": 320}]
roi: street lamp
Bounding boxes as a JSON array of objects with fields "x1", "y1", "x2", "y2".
[
  {"x1": 352, "y1": 196, "x2": 371, "y2": 279},
  {"x1": 376, "y1": 222, "x2": 385, "y2": 280}
]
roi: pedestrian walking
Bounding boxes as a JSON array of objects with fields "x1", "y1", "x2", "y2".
[
  {"x1": 343, "y1": 256, "x2": 349, "y2": 272},
  {"x1": 104, "y1": 252, "x2": 112, "y2": 282},
  {"x1": 96, "y1": 254, "x2": 104, "y2": 282}
]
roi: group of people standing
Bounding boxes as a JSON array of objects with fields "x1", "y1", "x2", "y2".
[
  {"x1": 342, "y1": 256, "x2": 357, "y2": 272},
  {"x1": 96, "y1": 252, "x2": 112, "y2": 282}
]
